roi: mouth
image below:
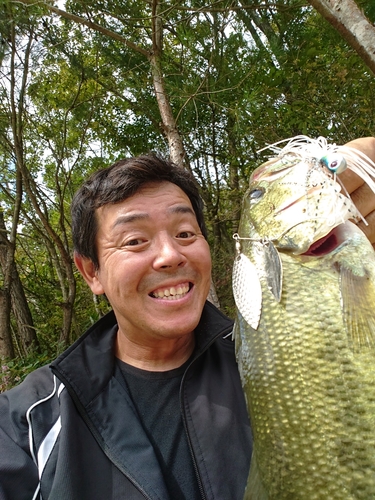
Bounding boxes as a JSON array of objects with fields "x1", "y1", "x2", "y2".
[
  {"x1": 149, "y1": 282, "x2": 192, "y2": 300},
  {"x1": 302, "y1": 227, "x2": 339, "y2": 256}
]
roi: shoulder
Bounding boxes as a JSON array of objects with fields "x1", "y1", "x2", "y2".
[
  {"x1": 0, "y1": 365, "x2": 55, "y2": 410},
  {"x1": 0, "y1": 365, "x2": 61, "y2": 442},
  {"x1": 0, "y1": 366, "x2": 60, "y2": 498}
]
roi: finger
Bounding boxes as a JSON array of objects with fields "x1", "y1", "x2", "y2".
[
  {"x1": 339, "y1": 137, "x2": 375, "y2": 194},
  {"x1": 344, "y1": 137, "x2": 375, "y2": 163},
  {"x1": 349, "y1": 182, "x2": 375, "y2": 219},
  {"x1": 340, "y1": 137, "x2": 375, "y2": 248},
  {"x1": 338, "y1": 169, "x2": 364, "y2": 194},
  {"x1": 356, "y1": 209, "x2": 375, "y2": 247}
]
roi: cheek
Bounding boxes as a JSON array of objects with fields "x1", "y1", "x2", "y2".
[
  {"x1": 194, "y1": 242, "x2": 212, "y2": 274},
  {"x1": 114, "y1": 257, "x2": 153, "y2": 296}
]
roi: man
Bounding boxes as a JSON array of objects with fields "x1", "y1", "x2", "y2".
[{"x1": 0, "y1": 138, "x2": 375, "y2": 500}]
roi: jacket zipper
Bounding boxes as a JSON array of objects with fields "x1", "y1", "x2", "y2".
[{"x1": 179, "y1": 325, "x2": 234, "y2": 500}]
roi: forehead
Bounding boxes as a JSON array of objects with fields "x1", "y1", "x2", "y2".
[
  {"x1": 96, "y1": 181, "x2": 195, "y2": 228},
  {"x1": 128, "y1": 181, "x2": 191, "y2": 204}
]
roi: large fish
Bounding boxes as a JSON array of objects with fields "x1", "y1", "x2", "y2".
[{"x1": 232, "y1": 136, "x2": 375, "y2": 500}]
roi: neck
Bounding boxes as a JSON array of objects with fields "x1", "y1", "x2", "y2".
[{"x1": 115, "y1": 330, "x2": 195, "y2": 372}]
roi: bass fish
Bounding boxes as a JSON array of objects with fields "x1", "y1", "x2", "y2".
[{"x1": 232, "y1": 136, "x2": 375, "y2": 500}]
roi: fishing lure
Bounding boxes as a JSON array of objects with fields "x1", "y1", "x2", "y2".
[{"x1": 258, "y1": 135, "x2": 375, "y2": 199}]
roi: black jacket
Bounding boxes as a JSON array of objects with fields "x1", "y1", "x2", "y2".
[{"x1": 0, "y1": 302, "x2": 252, "y2": 500}]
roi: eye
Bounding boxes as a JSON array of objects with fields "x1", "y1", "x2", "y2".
[
  {"x1": 249, "y1": 188, "x2": 264, "y2": 200},
  {"x1": 124, "y1": 238, "x2": 145, "y2": 246},
  {"x1": 177, "y1": 231, "x2": 194, "y2": 239}
]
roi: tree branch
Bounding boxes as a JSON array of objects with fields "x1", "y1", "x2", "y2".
[
  {"x1": 308, "y1": 0, "x2": 375, "y2": 75},
  {"x1": 14, "y1": 0, "x2": 150, "y2": 58}
]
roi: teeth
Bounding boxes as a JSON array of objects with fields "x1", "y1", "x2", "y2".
[{"x1": 152, "y1": 284, "x2": 189, "y2": 299}]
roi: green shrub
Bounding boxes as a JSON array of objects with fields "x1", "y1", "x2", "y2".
[{"x1": 0, "y1": 348, "x2": 63, "y2": 393}]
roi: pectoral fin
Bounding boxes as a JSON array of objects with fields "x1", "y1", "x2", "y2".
[
  {"x1": 244, "y1": 452, "x2": 269, "y2": 500},
  {"x1": 340, "y1": 265, "x2": 375, "y2": 351}
]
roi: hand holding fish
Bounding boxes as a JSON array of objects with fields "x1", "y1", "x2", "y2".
[{"x1": 340, "y1": 137, "x2": 375, "y2": 248}]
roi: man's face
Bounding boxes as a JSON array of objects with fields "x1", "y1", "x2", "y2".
[{"x1": 82, "y1": 181, "x2": 211, "y2": 345}]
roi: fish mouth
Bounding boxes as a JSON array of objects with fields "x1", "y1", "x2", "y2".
[{"x1": 302, "y1": 226, "x2": 342, "y2": 256}]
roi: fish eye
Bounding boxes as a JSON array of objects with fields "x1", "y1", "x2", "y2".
[{"x1": 248, "y1": 188, "x2": 265, "y2": 200}]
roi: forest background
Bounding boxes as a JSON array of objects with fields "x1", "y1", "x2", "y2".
[{"x1": 1, "y1": 0, "x2": 374, "y2": 390}]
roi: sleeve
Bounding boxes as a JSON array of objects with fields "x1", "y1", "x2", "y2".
[
  {"x1": 0, "y1": 394, "x2": 39, "y2": 500},
  {"x1": 0, "y1": 366, "x2": 56, "y2": 500},
  {"x1": 0, "y1": 423, "x2": 40, "y2": 500}
]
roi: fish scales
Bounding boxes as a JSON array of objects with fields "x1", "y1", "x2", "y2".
[
  {"x1": 233, "y1": 138, "x2": 375, "y2": 500},
  {"x1": 236, "y1": 252, "x2": 375, "y2": 499}
]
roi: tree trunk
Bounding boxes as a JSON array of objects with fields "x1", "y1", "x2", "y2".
[
  {"x1": 0, "y1": 212, "x2": 38, "y2": 354},
  {"x1": 0, "y1": 288, "x2": 14, "y2": 359},
  {"x1": 10, "y1": 276, "x2": 38, "y2": 353},
  {"x1": 308, "y1": 0, "x2": 375, "y2": 75},
  {"x1": 150, "y1": 0, "x2": 189, "y2": 170}
]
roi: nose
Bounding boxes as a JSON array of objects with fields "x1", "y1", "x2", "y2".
[{"x1": 152, "y1": 234, "x2": 187, "y2": 270}]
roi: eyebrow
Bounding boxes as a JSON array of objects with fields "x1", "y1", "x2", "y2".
[
  {"x1": 112, "y1": 213, "x2": 149, "y2": 230},
  {"x1": 168, "y1": 205, "x2": 195, "y2": 217},
  {"x1": 111, "y1": 205, "x2": 196, "y2": 230}
]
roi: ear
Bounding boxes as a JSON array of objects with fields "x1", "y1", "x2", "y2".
[{"x1": 74, "y1": 252, "x2": 105, "y2": 296}]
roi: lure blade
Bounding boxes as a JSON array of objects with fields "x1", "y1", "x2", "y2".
[
  {"x1": 262, "y1": 240, "x2": 283, "y2": 302},
  {"x1": 232, "y1": 252, "x2": 262, "y2": 330}
]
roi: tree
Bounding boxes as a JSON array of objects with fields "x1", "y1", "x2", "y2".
[
  {"x1": 18, "y1": 0, "x2": 189, "y2": 168},
  {"x1": 0, "y1": 3, "x2": 33, "y2": 358},
  {"x1": 308, "y1": 0, "x2": 375, "y2": 75},
  {"x1": 0, "y1": 211, "x2": 37, "y2": 356},
  {"x1": 1, "y1": 1, "x2": 80, "y2": 348},
  {"x1": 1, "y1": 0, "x2": 375, "y2": 371}
]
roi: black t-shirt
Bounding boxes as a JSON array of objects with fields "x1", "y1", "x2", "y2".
[{"x1": 116, "y1": 358, "x2": 202, "y2": 499}]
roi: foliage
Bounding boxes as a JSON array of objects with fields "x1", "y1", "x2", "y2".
[
  {"x1": 0, "y1": 345, "x2": 61, "y2": 393},
  {"x1": 1, "y1": 0, "x2": 375, "y2": 384}
]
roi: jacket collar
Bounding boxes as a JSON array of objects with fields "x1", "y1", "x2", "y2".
[
  {"x1": 51, "y1": 301, "x2": 233, "y2": 409},
  {"x1": 191, "y1": 300, "x2": 233, "y2": 355}
]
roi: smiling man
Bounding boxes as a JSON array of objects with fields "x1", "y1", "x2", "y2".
[
  {"x1": 0, "y1": 154, "x2": 252, "y2": 500},
  {"x1": 1, "y1": 143, "x2": 375, "y2": 500},
  {"x1": 75, "y1": 181, "x2": 212, "y2": 371}
]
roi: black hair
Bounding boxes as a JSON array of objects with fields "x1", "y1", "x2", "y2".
[{"x1": 71, "y1": 153, "x2": 207, "y2": 268}]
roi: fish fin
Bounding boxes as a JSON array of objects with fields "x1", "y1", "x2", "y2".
[
  {"x1": 340, "y1": 265, "x2": 375, "y2": 351},
  {"x1": 263, "y1": 240, "x2": 283, "y2": 302},
  {"x1": 232, "y1": 252, "x2": 262, "y2": 330},
  {"x1": 244, "y1": 452, "x2": 269, "y2": 500}
]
